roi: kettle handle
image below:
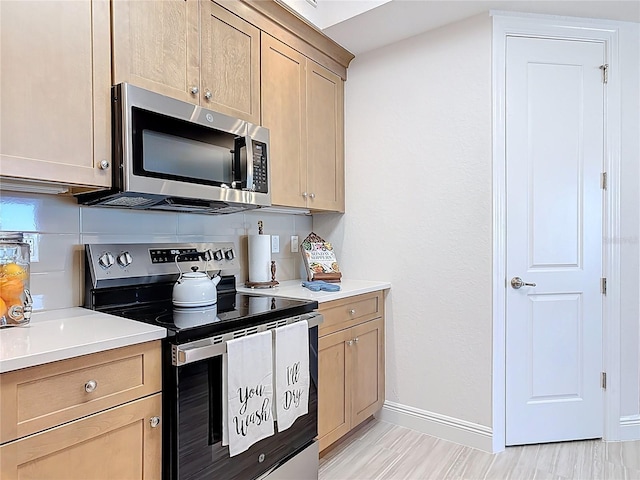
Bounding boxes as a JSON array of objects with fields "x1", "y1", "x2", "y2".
[
  {"x1": 174, "y1": 254, "x2": 185, "y2": 283},
  {"x1": 174, "y1": 250, "x2": 216, "y2": 282}
]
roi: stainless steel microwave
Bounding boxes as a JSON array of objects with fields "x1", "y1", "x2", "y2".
[{"x1": 76, "y1": 83, "x2": 270, "y2": 214}]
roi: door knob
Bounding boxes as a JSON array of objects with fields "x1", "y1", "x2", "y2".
[{"x1": 511, "y1": 277, "x2": 536, "y2": 289}]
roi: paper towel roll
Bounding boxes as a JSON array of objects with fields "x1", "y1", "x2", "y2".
[{"x1": 248, "y1": 235, "x2": 271, "y2": 283}]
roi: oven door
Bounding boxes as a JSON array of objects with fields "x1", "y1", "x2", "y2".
[{"x1": 165, "y1": 324, "x2": 319, "y2": 480}]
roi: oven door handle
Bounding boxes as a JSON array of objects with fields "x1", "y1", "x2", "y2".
[{"x1": 172, "y1": 312, "x2": 323, "y2": 366}]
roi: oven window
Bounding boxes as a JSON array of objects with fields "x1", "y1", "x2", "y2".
[{"x1": 131, "y1": 107, "x2": 239, "y2": 187}]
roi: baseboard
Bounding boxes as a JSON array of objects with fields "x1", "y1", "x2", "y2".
[
  {"x1": 377, "y1": 401, "x2": 494, "y2": 452},
  {"x1": 619, "y1": 415, "x2": 640, "y2": 441}
]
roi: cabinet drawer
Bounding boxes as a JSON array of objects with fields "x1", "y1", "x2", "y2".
[
  {"x1": 319, "y1": 291, "x2": 383, "y2": 337},
  {"x1": 0, "y1": 341, "x2": 161, "y2": 444},
  {"x1": 0, "y1": 393, "x2": 162, "y2": 480}
]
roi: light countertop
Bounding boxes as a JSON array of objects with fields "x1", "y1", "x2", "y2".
[
  {"x1": 0, "y1": 307, "x2": 167, "y2": 373},
  {"x1": 237, "y1": 279, "x2": 391, "y2": 303}
]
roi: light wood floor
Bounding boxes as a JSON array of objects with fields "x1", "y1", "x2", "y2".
[{"x1": 319, "y1": 419, "x2": 640, "y2": 479}]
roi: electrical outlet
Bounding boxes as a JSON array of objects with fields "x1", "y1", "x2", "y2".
[
  {"x1": 23, "y1": 233, "x2": 40, "y2": 263},
  {"x1": 291, "y1": 235, "x2": 299, "y2": 253},
  {"x1": 271, "y1": 235, "x2": 280, "y2": 253}
]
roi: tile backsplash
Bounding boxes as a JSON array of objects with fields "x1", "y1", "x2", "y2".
[{"x1": 0, "y1": 191, "x2": 311, "y2": 311}]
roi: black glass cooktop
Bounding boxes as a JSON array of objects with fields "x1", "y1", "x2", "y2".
[{"x1": 102, "y1": 293, "x2": 317, "y2": 344}]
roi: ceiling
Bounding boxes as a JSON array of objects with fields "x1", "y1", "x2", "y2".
[{"x1": 321, "y1": 0, "x2": 640, "y2": 55}]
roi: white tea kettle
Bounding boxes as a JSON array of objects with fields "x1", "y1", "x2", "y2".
[{"x1": 172, "y1": 265, "x2": 221, "y2": 307}]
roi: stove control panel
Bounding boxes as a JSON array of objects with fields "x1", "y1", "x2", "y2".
[
  {"x1": 150, "y1": 248, "x2": 199, "y2": 264},
  {"x1": 86, "y1": 242, "x2": 240, "y2": 286}
]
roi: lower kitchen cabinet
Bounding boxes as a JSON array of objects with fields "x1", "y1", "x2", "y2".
[
  {"x1": 0, "y1": 394, "x2": 162, "y2": 480},
  {"x1": 0, "y1": 341, "x2": 162, "y2": 480},
  {"x1": 318, "y1": 292, "x2": 385, "y2": 451}
]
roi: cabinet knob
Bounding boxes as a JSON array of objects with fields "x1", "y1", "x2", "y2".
[
  {"x1": 354, "y1": 337, "x2": 359, "y2": 344},
  {"x1": 349, "y1": 309, "x2": 356, "y2": 315},
  {"x1": 204, "y1": 90, "x2": 212, "y2": 100},
  {"x1": 99, "y1": 160, "x2": 110, "y2": 170},
  {"x1": 302, "y1": 192, "x2": 308, "y2": 198},
  {"x1": 190, "y1": 86, "x2": 199, "y2": 95},
  {"x1": 347, "y1": 340, "x2": 353, "y2": 346},
  {"x1": 150, "y1": 416, "x2": 161, "y2": 428},
  {"x1": 85, "y1": 380, "x2": 98, "y2": 393},
  {"x1": 309, "y1": 193, "x2": 316, "y2": 199}
]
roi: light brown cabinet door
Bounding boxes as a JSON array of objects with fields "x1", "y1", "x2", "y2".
[
  {"x1": 318, "y1": 328, "x2": 353, "y2": 451},
  {"x1": 0, "y1": 0, "x2": 111, "y2": 188},
  {"x1": 351, "y1": 318, "x2": 385, "y2": 427},
  {"x1": 0, "y1": 394, "x2": 162, "y2": 480},
  {"x1": 261, "y1": 33, "x2": 308, "y2": 208},
  {"x1": 306, "y1": 62, "x2": 345, "y2": 212},
  {"x1": 112, "y1": 0, "x2": 199, "y2": 104},
  {"x1": 0, "y1": 341, "x2": 162, "y2": 444},
  {"x1": 201, "y1": 1, "x2": 260, "y2": 124}
]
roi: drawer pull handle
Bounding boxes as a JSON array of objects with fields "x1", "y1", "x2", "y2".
[
  {"x1": 150, "y1": 416, "x2": 161, "y2": 428},
  {"x1": 349, "y1": 309, "x2": 356, "y2": 315},
  {"x1": 85, "y1": 380, "x2": 98, "y2": 393}
]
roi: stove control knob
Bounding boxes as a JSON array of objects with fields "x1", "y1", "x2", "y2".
[
  {"x1": 224, "y1": 249, "x2": 235, "y2": 260},
  {"x1": 98, "y1": 252, "x2": 115, "y2": 269},
  {"x1": 213, "y1": 249, "x2": 224, "y2": 261},
  {"x1": 117, "y1": 251, "x2": 133, "y2": 268}
]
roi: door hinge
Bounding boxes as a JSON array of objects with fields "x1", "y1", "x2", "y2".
[
  {"x1": 600, "y1": 64, "x2": 609, "y2": 84},
  {"x1": 601, "y1": 372, "x2": 607, "y2": 390},
  {"x1": 601, "y1": 172, "x2": 607, "y2": 190},
  {"x1": 601, "y1": 277, "x2": 607, "y2": 295}
]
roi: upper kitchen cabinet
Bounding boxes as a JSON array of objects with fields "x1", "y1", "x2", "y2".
[
  {"x1": 111, "y1": 0, "x2": 200, "y2": 104},
  {"x1": 112, "y1": 0, "x2": 261, "y2": 124},
  {"x1": 214, "y1": 0, "x2": 353, "y2": 213},
  {"x1": 0, "y1": 0, "x2": 111, "y2": 189},
  {"x1": 200, "y1": 1, "x2": 261, "y2": 124},
  {"x1": 262, "y1": 35, "x2": 345, "y2": 212},
  {"x1": 306, "y1": 62, "x2": 345, "y2": 212},
  {"x1": 261, "y1": 34, "x2": 307, "y2": 209}
]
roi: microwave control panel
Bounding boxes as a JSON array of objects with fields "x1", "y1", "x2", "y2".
[{"x1": 252, "y1": 141, "x2": 268, "y2": 193}]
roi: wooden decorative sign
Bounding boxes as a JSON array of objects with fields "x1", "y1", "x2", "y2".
[{"x1": 300, "y1": 232, "x2": 342, "y2": 282}]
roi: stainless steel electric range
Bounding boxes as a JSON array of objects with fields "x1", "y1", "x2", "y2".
[{"x1": 84, "y1": 242, "x2": 321, "y2": 480}]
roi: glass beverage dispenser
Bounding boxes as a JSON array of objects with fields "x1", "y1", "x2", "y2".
[{"x1": 0, "y1": 233, "x2": 33, "y2": 327}]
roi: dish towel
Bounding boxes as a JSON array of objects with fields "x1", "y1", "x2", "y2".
[
  {"x1": 222, "y1": 331, "x2": 275, "y2": 457},
  {"x1": 301, "y1": 280, "x2": 341, "y2": 292},
  {"x1": 273, "y1": 320, "x2": 309, "y2": 432}
]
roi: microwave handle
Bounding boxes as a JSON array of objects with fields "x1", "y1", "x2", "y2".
[
  {"x1": 244, "y1": 134, "x2": 254, "y2": 192},
  {"x1": 232, "y1": 135, "x2": 253, "y2": 191}
]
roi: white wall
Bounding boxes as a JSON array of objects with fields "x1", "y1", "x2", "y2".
[
  {"x1": 0, "y1": 192, "x2": 311, "y2": 311},
  {"x1": 315, "y1": 13, "x2": 494, "y2": 430},
  {"x1": 277, "y1": 0, "x2": 390, "y2": 30},
  {"x1": 618, "y1": 21, "x2": 640, "y2": 425}
]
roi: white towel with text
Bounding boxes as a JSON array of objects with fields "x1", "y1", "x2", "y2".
[
  {"x1": 224, "y1": 331, "x2": 274, "y2": 457},
  {"x1": 274, "y1": 320, "x2": 309, "y2": 432}
]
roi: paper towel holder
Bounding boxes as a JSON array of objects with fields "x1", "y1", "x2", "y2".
[
  {"x1": 246, "y1": 221, "x2": 280, "y2": 288},
  {"x1": 245, "y1": 260, "x2": 279, "y2": 289}
]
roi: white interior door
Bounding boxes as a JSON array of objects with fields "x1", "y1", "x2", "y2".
[{"x1": 505, "y1": 36, "x2": 605, "y2": 446}]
